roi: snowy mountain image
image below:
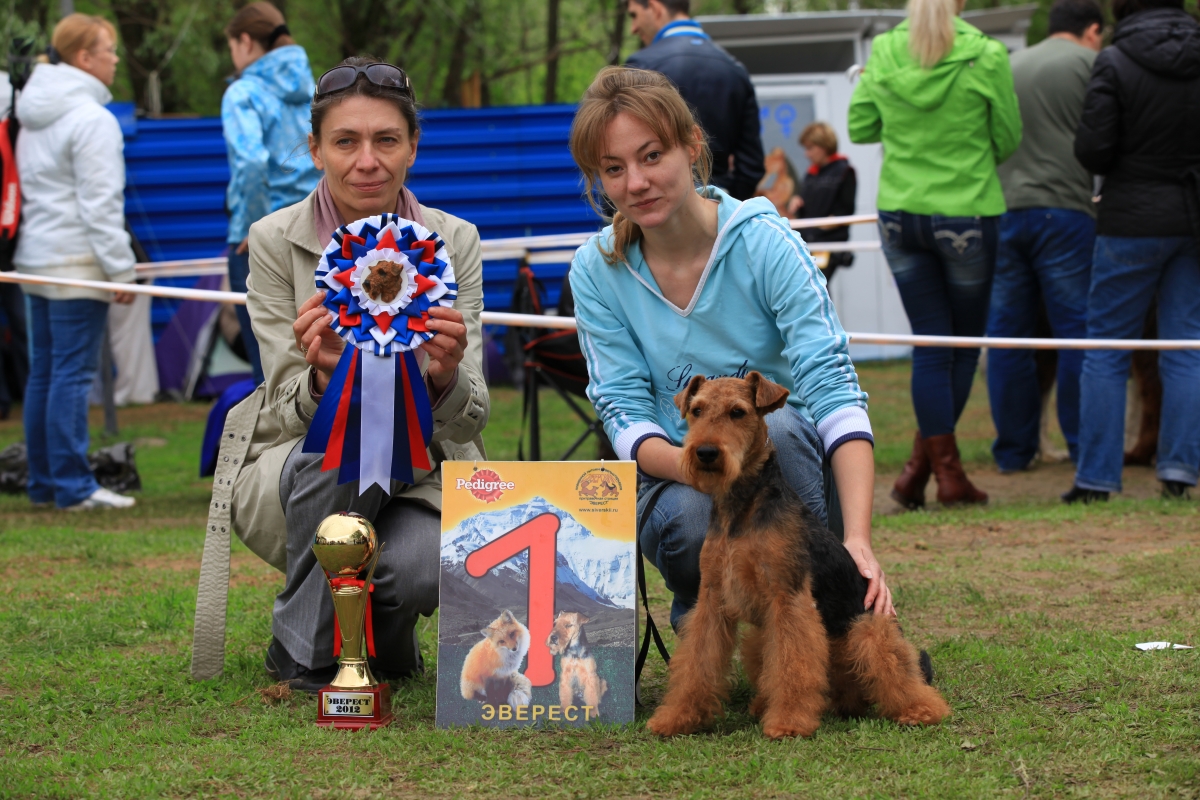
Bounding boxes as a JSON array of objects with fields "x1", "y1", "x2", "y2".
[{"x1": 441, "y1": 496, "x2": 635, "y2": 610}]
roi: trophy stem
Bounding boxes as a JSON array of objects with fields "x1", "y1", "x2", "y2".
[{"x1": 328, "y1": 584, "x2": 376, "y2": 689}]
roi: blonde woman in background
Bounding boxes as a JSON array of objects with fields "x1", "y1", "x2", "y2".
[
  {"x1": 15, "y1": 14, "x2": 137, "y2": 510},
  {"x1": 849, "y1": 0, "x2": 1020, "y2": 510}
]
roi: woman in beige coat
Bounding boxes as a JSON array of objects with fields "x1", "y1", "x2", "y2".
[{"x1": 191, "y1": 57, "x2": 489, "y2": 688}]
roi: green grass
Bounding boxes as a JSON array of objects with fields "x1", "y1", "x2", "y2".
[{"x1": 1, "y1": 362, "x2": 1197, "y2": 799}]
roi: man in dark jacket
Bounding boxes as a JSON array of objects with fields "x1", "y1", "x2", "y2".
[
  {"x1": 625, "y1": 0, "x2": 765, "y2": 200},
  {"x1": 1065, "y1": 0, "x2": 1200, "y2": 504}
]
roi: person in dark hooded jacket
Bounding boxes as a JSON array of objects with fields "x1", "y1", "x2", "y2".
[{"x1": 1065, "y1": 0, "x2": 1200, "y2": 503}]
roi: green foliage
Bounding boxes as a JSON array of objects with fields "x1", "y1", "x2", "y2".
[{"x1": 0, "y1": 0, "x2": 1043, "y2": 116}]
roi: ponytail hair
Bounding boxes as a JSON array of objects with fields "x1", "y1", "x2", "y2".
[
  {"x1": 224, "y1": 1, "x2": 295, "y2": 51},
  {"x1": 906, "y1": 0, "x2": 962, "y2": 68},
  {"x1": 569, "y1": 66, "x2": 711, "y2": 265}
]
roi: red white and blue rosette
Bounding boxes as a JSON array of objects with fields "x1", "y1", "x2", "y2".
[{"x1": 302, "y1": 214, "x2": 457, "y2": 493}]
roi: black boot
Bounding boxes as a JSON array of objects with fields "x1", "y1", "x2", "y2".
[
  {"x1": 1061, "y1": 485, "x2": 1109, "y2": 505},
  {"x1": 265, "y1": 638, "x2": 337, "y2": 694},
  {"x1": 1162, "y1": 480, "x2": 1191, "y2": 500}
]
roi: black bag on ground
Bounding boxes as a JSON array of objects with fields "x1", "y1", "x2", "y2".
[{"x1": 0, "y1": 441, "x2": 141, "y2": 495}]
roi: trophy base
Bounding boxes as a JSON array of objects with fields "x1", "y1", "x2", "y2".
[{"x1": 316, "y1": 683, "x2": 394, "y2": 730}]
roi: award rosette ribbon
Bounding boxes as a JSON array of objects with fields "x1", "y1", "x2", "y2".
[
  {"x1": 313, "y1": 512, "x2": 393, "y2": 730},
  {"x1": 303, "y1": 214, "x2": 457, "y2": 494}
]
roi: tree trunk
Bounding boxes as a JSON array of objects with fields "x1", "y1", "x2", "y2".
[
  {"x1": 441, "y1": 1, "x2": 481, "y2": 107},
  {"x1": 543, "y1": 0, "x2": 561, "y2": 104},
  {"x1": 607, "y1": 0, "x2": 629, "y2": 65}
]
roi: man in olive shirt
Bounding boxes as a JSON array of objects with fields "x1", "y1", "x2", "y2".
[{"x1": 987, "y1": 0, "x2": 1104, "y2": 473}]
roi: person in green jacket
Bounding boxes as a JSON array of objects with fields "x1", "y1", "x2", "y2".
[{"x1": 849, "y1": 0, "x2": 1021, "y2": 510}]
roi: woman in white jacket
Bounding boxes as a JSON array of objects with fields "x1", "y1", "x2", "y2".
[{"x1": 15, "y1": 14, "x2": 136, "y2": 510}]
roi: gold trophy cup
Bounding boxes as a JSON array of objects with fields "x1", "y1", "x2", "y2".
[{"x1": 312, "y1": 512, "x2": 394, "y2": 729}]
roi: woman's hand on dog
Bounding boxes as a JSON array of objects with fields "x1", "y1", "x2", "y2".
[{"x1": 844, "y1": 538, "x2": 895, "y2": 616}]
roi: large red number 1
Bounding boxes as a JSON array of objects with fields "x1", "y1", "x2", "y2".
[{"x1": 464, "y1": 512, "x2": 559, "y2": 686}]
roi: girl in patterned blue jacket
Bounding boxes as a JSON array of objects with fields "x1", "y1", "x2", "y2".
[
  {"x1": 569, "y1": 67, "x2": 894, "y2": 628},
  {"x1": 222, "y1": 2, "x2": 320, "y2": 383}
]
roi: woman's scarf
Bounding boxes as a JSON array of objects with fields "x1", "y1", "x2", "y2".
[{"x1": 312, "y1": 176, "x2": 426, "y2": 247}]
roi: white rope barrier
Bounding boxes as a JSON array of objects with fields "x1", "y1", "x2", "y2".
[
  {"x1": 1, "y1": 271, "x2": 1195, "y2": 351},
  {"x1": 125, "y1": 214, "x2": 884, "y2": 278}
]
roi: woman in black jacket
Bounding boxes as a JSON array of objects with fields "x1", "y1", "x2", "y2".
[
  {"x1": 791, "y1": 122, "x2": 857, "y2": 283},
  {"x1": 1065, "y1": 0, "x2": 1200, "y2": 503}
]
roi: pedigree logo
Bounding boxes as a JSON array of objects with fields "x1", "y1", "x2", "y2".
[{"x1": 456, "y1": 469, "x2": 514, "y2": 503}]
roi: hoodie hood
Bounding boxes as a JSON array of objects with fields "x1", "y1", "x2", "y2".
[
  {"x1": 239, "y1": 45, "x2": 315, "y2": 104},
  {"x1": 16, "y1": 62, "x2": 111, "y2": 130},
  {"x1": 868, "y1": 18, "x2": 990, "y2": 111},
  {"x1": 1113, "y1": 8, "x2": 1200, "y2": 79}
]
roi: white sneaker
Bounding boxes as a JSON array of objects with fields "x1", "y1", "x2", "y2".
[{"x1": 66, "y1": 487, "x2": 136, "y2": 511}]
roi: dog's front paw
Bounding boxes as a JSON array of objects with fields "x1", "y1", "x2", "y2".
[
  {"x1": 646, "y1": 704, "x2": 708, "y2": 737},
  {"x1": 761, "y1": 712, "x2": 821, "y2": 740},
  {"x1": 507, "y1": 673, "x2": 532, "y2": 707},
  {"x1": 894, "y1": 697, "x2": 952, "y2": 726}
]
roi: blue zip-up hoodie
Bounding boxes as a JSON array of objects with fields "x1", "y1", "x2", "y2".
[
  {"x1": 570, "y1": 188, "x2": 872, "y2": 462},
  {"x1": 221, "y1": 45, "x2": 321, "y2": 244}
]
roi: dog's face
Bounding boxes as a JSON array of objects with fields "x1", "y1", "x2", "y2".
[
  {"x1": 674, "y1": 372, "x2": 790, "y2": 495},
  {"x1": 546, "y1": 611, "x2": 589, "y2": 655},
  {"x1": 362, "y1": 260, "x2": 407, "y2": 304}
]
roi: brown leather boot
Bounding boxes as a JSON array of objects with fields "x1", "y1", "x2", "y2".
[
  {"x1": 891, "y1": 431, "x2": 931, "y2": 510},
  {"x1": 924, "y1": 433, "x2": 988, "y2": 506}
]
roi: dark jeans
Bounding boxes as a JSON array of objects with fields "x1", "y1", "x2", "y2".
[
  {"x1": 1076, "y1": 236, "x2": 1200, "y2": 492},
  {"x1": 636, "y1": 406, "x2": 839, "y2": 630},
  {"x1": 227, "y1": 250, "x2": 264, "y2": 385},
  {"x1": 879, "y1": 211, "x2": 998, "y2": 437},
  {"x1": 987, "y1": 208, "x2": 1095, "y2": 470},
  {"x1": 24, "y1": 296, "x2": 109, "y2": 506}
]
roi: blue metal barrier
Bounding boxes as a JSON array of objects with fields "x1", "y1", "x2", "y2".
[{"x1": 113, "y1": 101, "x2": 597, "y2": 335}]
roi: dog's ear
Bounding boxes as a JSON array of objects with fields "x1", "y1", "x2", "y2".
[
  {"x1": 746, "y1": 371, "x2": 789, "y2": 414},
  {"x1": 673, "y1": 375, "x2": 706, "y2": 417},
  {"x1": 578, "y1": 614, "x2": 590, "y2": 625}
]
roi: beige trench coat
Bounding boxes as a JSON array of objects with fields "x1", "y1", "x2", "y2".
[{"x1": 191, "y1": 191, "x2": 490, "y2": 679}]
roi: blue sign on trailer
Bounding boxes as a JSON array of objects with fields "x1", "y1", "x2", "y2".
[{"x1": 115, "y1": 102, "x2": 599, "y2": 323}]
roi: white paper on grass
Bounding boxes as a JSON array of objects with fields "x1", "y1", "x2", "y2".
[{"x1": 1134, "y1": 642, "x2": 1194, "y2": 651}]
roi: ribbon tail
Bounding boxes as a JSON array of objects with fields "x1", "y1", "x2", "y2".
[
  {"x1": 391, "y1": 353, "x2": 416, "y2": 485},
  {"x1": 304, "y1": 345, "x2": 357, "y2": 458},
  {"x1": 332, "y1": 610, "x2": 342, "y2": 658},
  {"x1": 337, "y1": 350, "x2": 364, "y2": 485},
  {"x1": 358, "y1": 350, "x2": 396, "y2": 495},
  {"x1": 400, "y1": 350, "x2": 432, "y2": 475}
]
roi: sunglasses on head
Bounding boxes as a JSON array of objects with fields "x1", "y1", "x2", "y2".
[{"x1": 315, "y1": 63, "x2": 411, "y2": 98}]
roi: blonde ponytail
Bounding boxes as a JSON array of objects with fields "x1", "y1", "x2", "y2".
[{"x1": 907, "y1": 0, "x2": 960, "y2": 68}]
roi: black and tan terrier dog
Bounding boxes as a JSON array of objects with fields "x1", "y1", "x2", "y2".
[
  {"x1": 547, "y1": 611, "x2": 608, "y2": 712},
  {"x1": 646, "y1": 372, "x2": 951, "y2": 740}
]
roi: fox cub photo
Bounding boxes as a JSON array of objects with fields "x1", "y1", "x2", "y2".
[{"x1": 460, "y1": 610, "x2": 532, "y2": 708}]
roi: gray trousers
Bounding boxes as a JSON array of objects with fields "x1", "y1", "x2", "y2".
[{"x1": 273, "y1": 443, "x2": 441, "y2": 674}]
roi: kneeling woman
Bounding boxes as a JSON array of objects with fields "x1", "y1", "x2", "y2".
[
  {"x1": 569, "y1": 68, "x2": 892, "y2": 628},
  {"x1": 233, "y1": 58, "x2": 488, "y2": 689}
]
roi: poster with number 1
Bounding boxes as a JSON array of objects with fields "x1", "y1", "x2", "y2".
[{"x1": 436, "y1": 461, "x2": 637, "y2": 728}]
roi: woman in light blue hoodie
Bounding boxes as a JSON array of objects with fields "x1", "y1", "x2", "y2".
[
  {"x1": 569, "y1": 68, "x2": 893, "y2": 629},
  {"x1": 222, "y1": 2, "x2": 320, "y2": 383}
]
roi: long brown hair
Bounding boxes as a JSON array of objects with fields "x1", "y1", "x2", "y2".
[
  {"x1": 224, "y1": 1, "x2": 296, "y2": 50},
  {"x1": 569, "y1": 66, "x2": 712, "y2": 265}
]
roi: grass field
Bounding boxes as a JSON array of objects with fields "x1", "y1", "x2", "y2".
[{"x1": 1, "y1": 361, "x2": 1197, "y2": 799}]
